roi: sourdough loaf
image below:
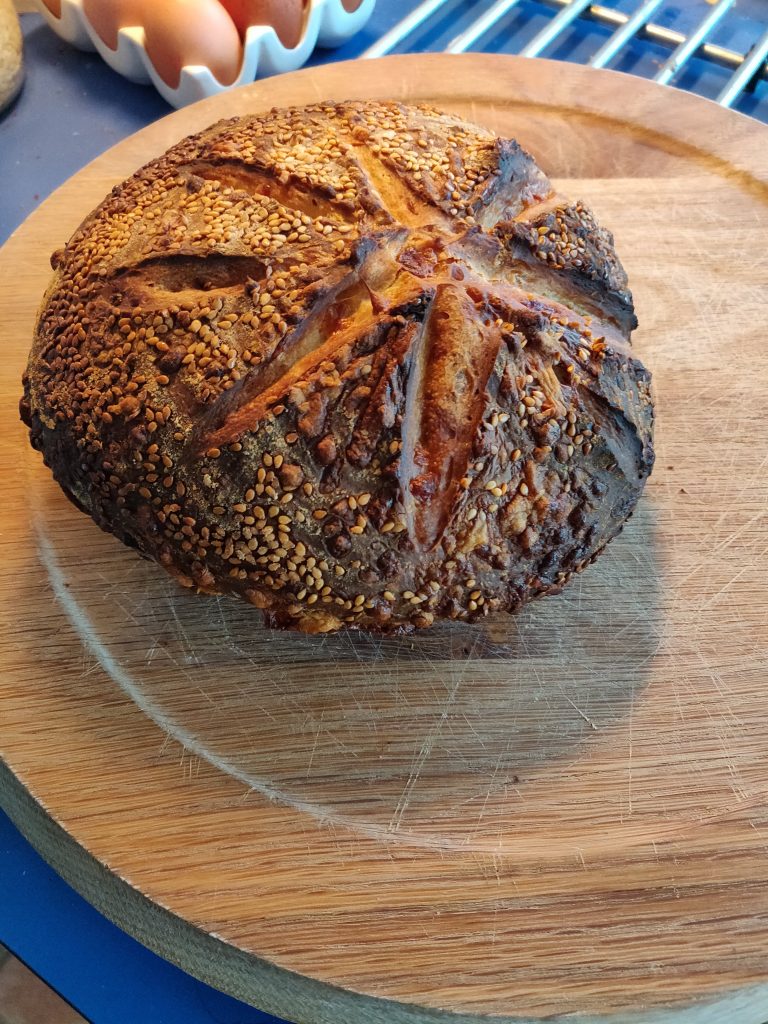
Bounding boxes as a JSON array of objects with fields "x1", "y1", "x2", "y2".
[{"x1": 21, "y1": 101, "x2": 654, "y2": 633}]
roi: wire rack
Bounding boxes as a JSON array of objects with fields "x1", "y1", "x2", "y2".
[{"x1": 359, "y1": 0, "x2": 768, "y2": 121}]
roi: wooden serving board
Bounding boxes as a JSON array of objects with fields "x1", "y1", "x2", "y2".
[{"x1": 1, "y1": 54, "x2": 768, "y2": 1024}]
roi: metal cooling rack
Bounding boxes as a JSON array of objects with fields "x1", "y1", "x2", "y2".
[{"x1": 361, "y1": 0, "x2": 768, "y2": 121}]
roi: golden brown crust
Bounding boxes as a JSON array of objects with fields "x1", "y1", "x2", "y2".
[{"x1": 21, "y1": 101, "x2": 654, "y2": 633}]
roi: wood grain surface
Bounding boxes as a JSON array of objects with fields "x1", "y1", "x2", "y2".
[{"x1": 1, "y1": 54, "x2": 768, "y2": 1024}]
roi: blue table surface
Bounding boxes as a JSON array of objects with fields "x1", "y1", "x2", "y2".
[{"x1": 1, "y1": 3, "x2": 767, "y2": 1022}]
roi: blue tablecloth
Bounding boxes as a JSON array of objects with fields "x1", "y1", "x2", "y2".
[{"x1": 1, "y1": 2, "x2": 766, "y2": 1021}]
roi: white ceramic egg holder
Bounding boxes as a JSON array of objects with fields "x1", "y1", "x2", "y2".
[{"x1": 32, "y1": 0, "x2": 375, "y2": 107}]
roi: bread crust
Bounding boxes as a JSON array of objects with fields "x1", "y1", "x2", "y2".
[{"x1": 21, "y1": 101, "x2": 654, "y2": 634}]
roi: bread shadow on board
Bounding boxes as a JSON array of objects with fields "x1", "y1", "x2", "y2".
[{"x1": 29, "y1": 476, "x2": 662, "y2": 845}]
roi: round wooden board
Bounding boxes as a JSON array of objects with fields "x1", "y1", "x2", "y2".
[{"x1": 2, "y1": 54, "x2": 768, "y2": 1024}]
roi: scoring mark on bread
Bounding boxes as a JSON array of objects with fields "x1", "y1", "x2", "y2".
[{"x1": 185, "y1": 160, "x2": 358, "y2": 225}]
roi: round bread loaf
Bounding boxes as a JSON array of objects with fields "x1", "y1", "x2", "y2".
[{"x1": 21, "y1": 101, "x2": 654, "y2": 634}]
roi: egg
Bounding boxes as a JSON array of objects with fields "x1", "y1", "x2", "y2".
[
  {"x1": 82, "y1": 0, "x2": 149, "y2": 50},
  {"x1": 341, "y1": 0, "x2": 363, "y2": 10},
  {"x1": 141, "y1": 0, "x2": 242, "y2": 88},
  {"x1": 41, "y1": 0, "x2": 61, "y2": 15},
  {"x1": 219, "y1": 0, "x2": 305, "y2": 49}
]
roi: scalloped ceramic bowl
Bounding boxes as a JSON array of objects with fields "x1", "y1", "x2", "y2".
[{"x1": 32, "y1": 0, "x2": 376, "y2": 107}]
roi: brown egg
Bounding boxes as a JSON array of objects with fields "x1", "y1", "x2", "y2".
[
  {"x1": 220, "y1": 0, "x2": 305, "y2": 49},
  {"x1": 342, "y1": 0, "x2": 363, "y2": 10},
  {"x1": 142, "y1": 0, "x2": 242, "y2": 88},
  {"x1": 41, "y1": 0, "x2": 62, "y2": 15},
  {"x1": 82, "y1": 0, "x2": 149, "y2": 50}
]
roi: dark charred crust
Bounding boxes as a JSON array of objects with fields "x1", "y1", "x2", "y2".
[{"x1": 22, "y1": 100, "x2": 654, "y2": 634}]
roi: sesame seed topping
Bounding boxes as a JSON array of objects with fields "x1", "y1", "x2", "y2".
[{"x1": 24, "y1": 100, "x2": 649, "y2": 636}]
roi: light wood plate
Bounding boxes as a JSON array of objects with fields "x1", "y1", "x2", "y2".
[{"x1": 1, "y1": 54, "x2": 768, "y2": 1024}]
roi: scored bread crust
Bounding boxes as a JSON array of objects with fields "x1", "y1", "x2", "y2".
[{"x1": 21, "y1": 101, "x2": 654, "y2": 634}]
